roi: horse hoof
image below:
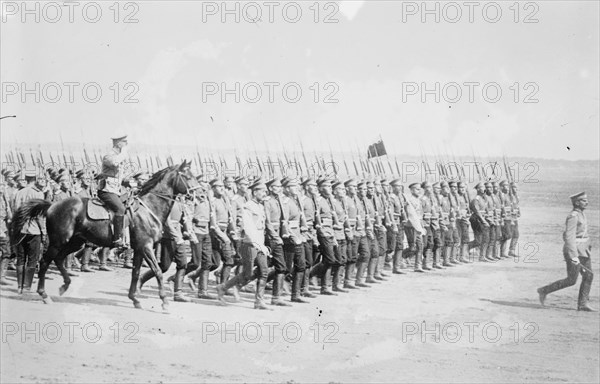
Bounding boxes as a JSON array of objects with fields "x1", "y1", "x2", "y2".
[
  {"x1": 59, "y1": 286, "x2": 68, "y2": 296},
  {"x1": 133, "y1": 302, "x2": 143, "y2": 309},
  {"x1": 43, "y1": 297, "x2": 53, "y2": 304}
]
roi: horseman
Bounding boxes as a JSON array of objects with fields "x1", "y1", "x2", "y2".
[{"x1": 97, "y1": 133, "x2": 129, "y2": 248}]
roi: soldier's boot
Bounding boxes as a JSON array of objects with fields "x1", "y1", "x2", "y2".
[
  {"x1": 23, "y1": 267, "x2": 36, "y2": 292},
  {"x1": 122, "y1": 248, "x2": 133, "y2": 269},
  {"x1": 365, "y1": 258, "x2": 380, "y2": 284},
  {"x1": 7, "y1": 259, "x2": 16, "y2": 271},
  {"x1": 111, "y1": 214, "x2": 126, "y2": 249},
  {"x1": 414, "y1": 250, "x2": 425, "y2": 273},
  {"x1": 374, "y1": 257, "x2": 388, "y2": 280},
  {"x1": 459, "y1": 244, "x2": 471, "y2": 263},
  {"x1": 384, "y1": 253, "x2": 393, "y2": 270},
  {"x1": 309, "y1": 263, "x2": 325, "y2": 287},
  {"x1": 16, "y1": 265, "x2": 24, "y2": 293},
  {"x1": 494, "y1": 242, "x2": 502, "y2": 260},
  {"x1": 422, "y1": 249, "x2": 432, "y2": 270},
  {"x1": 392, "y1": 251, "x2": 405, "y2": 274},
  {"x1": 442, "y1": 247, "x2": 452, "y2": 267},
  {"x1": 271, "y1": 273, "x2": 292, "y2": 306},
  {"x1": 291, "y1": 270, "x2": 309, "y2": 303},
  {"x1": 98, "y1": 248, "x2": 112, "y2": 271},
  {"x1": 184, "y1": 268, "x2": 200, "y2": 291},
  {"x1": 301, "y1": 268, "x2": 317, "y2": 298},
  {"x1": 79, "y1": 247, "x2": 94, "y2": 273},
  {"x1": 197, "y1": 270, "x2": 217, "y2": 300},
  {"x1": 173, "y1": 269, "x2": 190, "y2": 303},
  {"x1": 320, "y1": 266, "x2": 337, "y2": 295},
  {"x1": 65, "y1": 255, "x2": 78, "y2": 277},
  {"x1": 332, "y1": 265, "x2": 348, "y2": 293},
  {"x1": 0, "y1": 258, "x2": 11, "y2": 286},
  {"x1": 254, "y1": 278, "x2": 271, "y2": 310},
  {"x1": 485, "y1": 244, "x2": 496, "y2": 262},
  {"x1": 344, "y1": 263, "x2": 359, "y2": 289},
  {"x1": 450, "y1": 245, "x2": 460, "y2": 264},
  {"x1": 478, "y1": 244, "x2": 488, "y2": 262},
  {"x1": 577, "y1": 273, "x2": 596, "y2": 312},
  {"x1": 355, "y1": 261, "x2": 371, "y2": 287}
]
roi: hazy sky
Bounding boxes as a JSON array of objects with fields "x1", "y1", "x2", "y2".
[{"x1": 1, "y1": 1, "x2": 598, "y2": 160}]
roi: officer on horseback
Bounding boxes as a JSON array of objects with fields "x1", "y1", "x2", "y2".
[{"x1": 97, "y1": 132, "x2": 129, "y2": 248}]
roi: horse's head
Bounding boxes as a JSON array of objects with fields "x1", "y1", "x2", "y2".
[{"x1": 173, "y1": 160, "x2": 199, "y2": 195}]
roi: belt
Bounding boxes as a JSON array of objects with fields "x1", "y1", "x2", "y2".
[
  {"x1": 288, "y1": 220, "x2": 299, "y2": 229},
  {"x1": 321, "y1": 218, "x2": 333, "y2": 227},
  {"x1": 576, "y1": 237, "x2": 589, "y2": 242}
]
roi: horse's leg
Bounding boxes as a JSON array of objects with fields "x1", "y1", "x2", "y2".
[
  {"x1": 55, "y1": 242, "x2": 85, "y2": 296},
  {"x1": 142, "y1": 243, "x2": 169, "y2": 311},
  {"x1": 127, "y1": 247, "x2": 145, "y2": 309},
  {"x1": 38, "y1": 245, "x2": 59, "y2": 304}
]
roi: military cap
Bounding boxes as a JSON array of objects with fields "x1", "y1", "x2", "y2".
[
  {"x1": 499, "y1": 180, "x2": 509, "y2": 187},
  {"x1": 373, "y1": 177, "x2": 382, "y2": 186},
  {"x1": 317, "y1": 177, "x2": 332, "y2": 187},
  {"x1": 301, "y1": 177, "x2": 317, "y2": 187},
  {"x1": 209, "y1": 178, "x2": 224, "y2": 187},
  {"x1": 409, "y1": 182, "x2": 420, "y2": 189},
  {"x1": 357, "y1": 180, "x2": 367, "y2": 188},
  {"x1": 281, "y1": 177, "x2": 299, "y2": 187},
  {"x1": 510, "y1": 181, "x2": 517, "y2": 186},
  {"x1": 380, "y1": 179, "x2": 389, "y2": 186},
  {"x1": 266, "y1": 177, "x2": 282, "y2": 188},
  {"x1": 111, "y1": 131, "x2": 128, "y2": 141},
  {"x1": 421, "y1": 181, "x2": 431, "y2": 188},
  {"x1": 491, "y1": 180, "x2": 498, "y2": 185},
  {"x1": 3, "y1": 170, "x2": 16, "y2": 179},
  {"x1": 474, "y1": 182, "x2": 484, "y2": 189},
  {"x1": 234, "y1": 176, "x2": 249, "y2": 185},
  {"x1": 440, "y1": 181, "x2": 449, "y2": 188},
  {"x1": 24, "y1": 169, "x2": 37, "y2": 181},
  {"x1": 332, "y1": 179, "x2": 344, "y2": 189},
  {"x1": 223, "y1": 176, "x2": 235, "y2": 183},
  {"x1": 457, "y1": 181, "x2": 466, "y2": 187},
  {"x1": 344, "y1": 179, "x2": 357, "y2": 187},
  {"x1": 390, "y1": 178, "x2": 402, "y2": 187},
  {"x1": 75, "y1": 169, "x2": 86, "y2": 179},
  {"x1": 432, "y1": 182, "x2": 441, "y2": 188},
  {"x1": 448, "y1": 181, "x2": 457, "y2": 187},
  {"x1": 55, "y1": 172, "x2": 69, "y2": 183},
  {"x1": 484, "y1": 181, "x2": 492, "y2": 187},
  {"x1": 249, "y1": 177, "x2": 267, "y2": 191},
  {"x1": 570, "y1": 191, "x2": 587, "y2": 202}
]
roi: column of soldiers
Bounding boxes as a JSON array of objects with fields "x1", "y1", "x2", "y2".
[{"x1": 0, "y1": 164, "x2": 523, "y2": 309}]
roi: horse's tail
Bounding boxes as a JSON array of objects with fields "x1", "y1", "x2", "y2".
[{"x1": 11, "y1": 199, "x2": 52, "y2": 241}]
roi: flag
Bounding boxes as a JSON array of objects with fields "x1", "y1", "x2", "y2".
[{"x1": 367, "y1": 139, "x2": 387, "y2": 159}]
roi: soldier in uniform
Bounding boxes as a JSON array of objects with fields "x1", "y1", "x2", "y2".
[
  {"x1": 52, "y1": 170, "x2": 72, "y2": 202},
  {"x1": 361, "y1": 180, "x2": 380, "y2": 283},
  {"x1": 484, "y1": 182, "x2": 500, "y2": 261},
  {"x1": 343, "y1": 179, "x2": 363, "y2": 288},
  {"x1": 231, "y1": 176, "x2": 250, "y2": 271},
  {"x1": 355, "y1": 180, "x2": 375, "y2": 285},
  {"x1": 216, "y1": 178, "x2": 271, "y2": 310},
  {"x1": 371, "y1": 178, "x2": 390, "y2": 280},
  {"x1": 498, "y1": 180, "x2": 513, "y2": 259},
  {"x1": 0, "y1": 180, "x2": 12, "y2": 286},
  {"x1": 223, "y1": 176, "x2": 236, "y2": 200},
  {"x1": 389, "y1": 179, "x2": 407, "y2": 274},
  {"x1": 331, "y1": 180, "x2": 349, "y2": 293},
  {"x1": 403, "y1": 182, "x2": 425, "y2": 272},
  {"x1": 209, "y1": 178, "x2": 236, "y2": 287},
  {"x1": 72, "y1": 169, "x2": 95, "y2": 273},
  {"x1": 309, "y1": 177, "x2": 339, "y2": 295},
  {"x1": 421, "y1": 181, "x2": 442, "y2": 270},
  {"x1": 508, "y1": 182, "x2": 521, "y2": 257},
  {"x1": 490, "y1": 181, "x2": 503, "y2": 261},
  {"x1": 299, "y1": 177, "x2": 318, "y2": 298},
  {"x1": 263, "y1": 178, "x2": 291, "y2": 306},
  {"x1": 470, "y1": 182, "x2": 491, "y2": 262},
  {"x1": 537, "y1": 192, "x2": 595, "y2": 312},
  {"x1": 97, "y1": 133, "x2": 129, "y2": 248},
  {"x1": 439, "y1": 181, "x2": 457, "y2": 267},
  {"x1": 12, "y1": 171, "x2": 46, "y2": 293},
  {"x1": 281, "y1": 177, "x2": 309, "y2": 303},
  {"x1": 453, "y1": 181, "x2": 472, "y2": 263}
]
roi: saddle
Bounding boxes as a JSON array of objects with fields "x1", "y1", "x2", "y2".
[{"x1": 86, "y1": 196, "x2": 138, "y2": 221}]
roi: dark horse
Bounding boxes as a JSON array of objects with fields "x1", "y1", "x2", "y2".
[{"x1": 11, "y1": 161, "x2": 198, "y2": 310}]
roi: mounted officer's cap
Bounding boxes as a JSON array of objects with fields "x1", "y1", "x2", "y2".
[
  {"x1": 209, "y1": 178, "x2": 224, "y2": 187},
  {"x1": 570, "y1": 191, "x2": 586, "y2": 202},
  {"x1": 111, "y1": 131, "x2": 128, "y2": 143}
]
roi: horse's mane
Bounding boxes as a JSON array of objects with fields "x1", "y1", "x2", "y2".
[{"x1": 137, "y1": 165, "x2": 178, "y2": 196}]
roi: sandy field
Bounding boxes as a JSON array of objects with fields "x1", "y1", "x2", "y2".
[{"x1": 1, "y1": 200, "x2": 599, "y2": 383}]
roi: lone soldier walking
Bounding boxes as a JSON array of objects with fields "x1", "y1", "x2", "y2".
[{"x1": 537, "y1": 192, "x2": 595, "y2": 312}]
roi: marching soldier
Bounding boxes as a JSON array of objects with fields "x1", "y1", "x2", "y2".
[
  {"x1": 72, "y1": 169, "x2": 95, "y2": 273},
  {"x1": 264, "y1": 177, "x2": 291, "y2": 306},
  {"x1": 52, "y1": 170, "x2": 72, "y2": 202},
  {"x1": 354, "y1": 180, "x2": 375, "y2": 285},
  {"x1": 361, "y1": 180, "x2": 379, "y2": 283},
  {"x1": 484, "y1": 182, "x2": 500, "y2": 261},
  {"x1": 509, "y1": 182, "x2": 521, "y2": 257},
  {"x1": 12, "y1": 170, "x2": 46, "y2": 293},
  {"x1": 439, "y1": 181, "x2": 457, "y2": 267},
  {"x1": 470, "y1": 182, "x2": 490, "y2": 262},
  {"x1": 344, "y1": 179, "x2": 364, "y2": 288},
  {"x1": 281, "y1": 177, "x2": 309, "y2": 303},
  {"x1": 371, "y1": 178, "x2": 390, "y2": 280},
  {"x1": 453, "y1": 181, "x2": 471, "y2": 263},
  {"x1": 209, "y1": 178, "x2": 236, "y2": 287},
  {"x1": 490, "y1": 181, "x2": 503, "y2": 261},
  {"x1": 403, "y1": 182, "x2": 425, "y2": 272},
  {"x1": 389, "y1": 179, "x2": 407, "y2": 274},
  {"x1": 537, "y1": 192, "x2": 595, "y2": 312},
  {"x1": 299, "y1": 177, "x2": 318, "y2": 298},
  {"x1": 0, "y1": 180, "x2": 12, "y2": 286},
  {"x1": 498, "y1": 180, "x2": 513, "y2": 259},
  {"x1": 217, "y1": 178, "x2": 271, "y2": 310},
  {"x1": 421, "y1": 181, "x2": 442, "y2": 270},
  {"x1": 331, "y1": 180, "x2": 349, "y2": 293}
]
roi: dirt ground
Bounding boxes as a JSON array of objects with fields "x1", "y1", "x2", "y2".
[{"x1": 1, "y1": 204, "x2": 599, "y2": 383}]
